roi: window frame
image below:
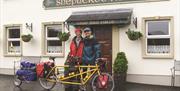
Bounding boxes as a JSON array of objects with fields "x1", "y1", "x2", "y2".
[
  {"x1": 142, "y1": 16, "x2": 174, "y2": 59},
  {"x1": 42, "y1": 22, "x2": 65, "y2": 57},
  {"x1": 3, "y1": 24, "x2": 22, "y2": 57}
]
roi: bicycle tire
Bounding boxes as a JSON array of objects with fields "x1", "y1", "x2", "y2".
[
  {"x1": 14, "y1": 76, "x2": 22, "y2": 87},
  {"x1": 91, "y1": 73, "x2": 114, "y2": 91},
  {"x1": 39, "y1": 77, "x2": 56, "y2": 90}
]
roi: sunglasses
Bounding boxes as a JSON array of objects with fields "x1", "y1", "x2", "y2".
[{"x1": 84, "y1": 30, "x2": 91, "y2": 32}]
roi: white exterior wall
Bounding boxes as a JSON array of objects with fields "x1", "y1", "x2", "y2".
[
  {"x1": 119, "y1": 0, "x2": 179, "y2": 75},
  {"x1": 0, "y1": 0, "x2": 179, "y2": 86}
]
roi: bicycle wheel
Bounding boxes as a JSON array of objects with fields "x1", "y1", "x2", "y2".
[
  {"x1": 91, "y1": 73, "x2": 114, "y2": 91},
  {"x1": 14, "y1": 76, "x2": 22, "y2": 87},
  {"x1": 39, "y1": 76, "x2": 56, "y2": 90}
]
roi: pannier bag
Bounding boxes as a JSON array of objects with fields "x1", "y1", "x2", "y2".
[
  {"x1": 20, "y1": 61, "x2": 36, "y2": 71},
  {"x1": 36, "y1": 62, "x2": 44, "y2": 78},
  {"x1": 16, "y1": 61, "x2": 37, "y2": 81},
  {"x1": 97, "y1": 74, "x2": 109, "y2": 89},
  {"x1": 36, "y1": 62, "x2": 54, "y2": 78},
  {"x1": 16, "y1": 70, "x2": 37, "y2": 81},
  {"x1": 44, "y1": 62, "x2": 54, "y2": 77}
]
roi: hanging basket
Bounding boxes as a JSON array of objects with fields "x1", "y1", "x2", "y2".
[
  {"x1": 58, "y1": 32, "x2": 70, "y2": 42},
  {"x1": 126, "y1": 29, "x2": 142, "y2": 41},
  {"x1": 21, "y1": 34, "x2": 33, "y2": 42}
]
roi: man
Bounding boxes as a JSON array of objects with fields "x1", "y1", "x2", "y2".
[
  {"x1": 65, "y1": 28, "x2": 84, "y2": 91},
  {"x1": 80, "y1": 27, "x2": 101, "y2": 91},
  {"x1": 82, "y1": 27, "x2": 101, "y2": 65}
]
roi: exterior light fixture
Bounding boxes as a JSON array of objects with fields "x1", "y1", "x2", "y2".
[
  {"x1": 26, "y1": 23, "x2": 33, "y2": 32},
  {"x1": 133, "y1": 17, "x2": 137, "y2": 29}
]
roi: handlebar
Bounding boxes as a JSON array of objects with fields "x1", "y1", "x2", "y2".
[
  {"x1": 95, "y1": 58, "x2": 108, "y2": 64},
  {"x1": 96, "y1": 58, "x2": 108, "y2": 72},
  {"x1": 73, "y1": 56, "x2": 80, "y2": 60},
  {"x1": 67, "y1": 56, "x2": 81, "y2": 64}
]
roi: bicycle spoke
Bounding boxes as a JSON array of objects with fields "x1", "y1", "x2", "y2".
[
  {"x1": 91, "y1": 73, "x2": 114, "y2": 91},
  {"x1": 39, "y1": 77, "x2": 56, "y2": 90}
]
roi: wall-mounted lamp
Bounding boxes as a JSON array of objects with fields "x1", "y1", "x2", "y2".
[
  {"x1": 64, "y1": 22, "x2": 70, "y2": 31},
  {"x1": 133, "y1": 17, "x2": 137, "y2": 29},
  {"x1": 26, "y1": 23, "x2": 33, "y2": 32}
]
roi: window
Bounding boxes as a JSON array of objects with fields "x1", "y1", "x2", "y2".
[
  {"x1": 42, "y1": 22, "x2": 64, "y2": 56},
  {"x1": 4, "y1": 25, "x2": 22, "y2": 56},
  {"x1": 142, "y1": 17, "x2": 174, "y2": 58}
]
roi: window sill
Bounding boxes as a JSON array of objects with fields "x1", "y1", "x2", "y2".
[
  {"x1": 41, "y1": 54, "x2": 65, "y2": 58},
  {"x1": 4, "y1": 54, "x2": 22, "y2": 57},
  {"x1": 142, "y1": 54, "x2": 174, "y2": 59}
]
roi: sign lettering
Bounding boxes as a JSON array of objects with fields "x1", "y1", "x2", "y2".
[{"x1": 43, "y1": 0, "x2": 168, "y2": 8}]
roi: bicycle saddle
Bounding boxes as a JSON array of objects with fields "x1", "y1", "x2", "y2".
[{"x1": 49, "y1": 56, "x2": 56, "y2": 61}]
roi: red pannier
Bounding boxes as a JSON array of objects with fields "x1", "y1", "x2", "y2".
[
  {"x1": 36, "y1": 62, "x2": 44, "y2": 78},
  {"x1": 36, "y1": 62, "x2": 54, "y2": 78},
  {"x1": 97, "y1": 74, "x2": 109, "y2": 89}
]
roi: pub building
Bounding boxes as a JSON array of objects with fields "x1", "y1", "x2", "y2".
[{"x1": 0, "y1": 0, "x2": 180, "y2": 87}]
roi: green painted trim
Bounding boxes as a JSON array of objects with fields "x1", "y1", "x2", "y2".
[{"x1": 43, "y1": 0, "x2": 169, "y2": 10}]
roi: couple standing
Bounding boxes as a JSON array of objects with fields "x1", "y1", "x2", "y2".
[
  {"x1": 69, "y1": 27, "x2": 101, "y2": 65},
  {"x1": 64, "y1": 27, "x2": 101, "y2": 91}
]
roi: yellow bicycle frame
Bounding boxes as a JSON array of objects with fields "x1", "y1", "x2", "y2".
[{"x1": 45, "y1": 63, "x2": 101, "y2": 85}]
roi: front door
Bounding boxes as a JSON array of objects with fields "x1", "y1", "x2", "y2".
[{"x1": 91, "y1": 25, "x2": 112, "y2": 73}]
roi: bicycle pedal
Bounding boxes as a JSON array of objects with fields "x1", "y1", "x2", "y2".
[{"x1": 59, "y1": 76, "x2": 64, "y2": 79}]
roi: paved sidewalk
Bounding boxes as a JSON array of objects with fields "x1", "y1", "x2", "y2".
[{"x1": 0, "y1": 75, "x2": 179, "y2": 91}]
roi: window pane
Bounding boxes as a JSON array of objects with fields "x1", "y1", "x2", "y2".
[
  {"x1": 147, "y1": 38, "x2": 170, "y2": 54},
  {"x1": 8, "y1": 41, "x2": 20, "y2": 53},
  {"x1": 147, "y1": 20, "x2": 169, "y2": 35},
  {"x1": 47, "y1": 26, "x2": 62, "y2": 37},
  {"x1": 47, "y1": 40, "x2": 62, "y2": 53},
  {"x1": 8, "y1": 28, "x2": 20, "y2": 38}
]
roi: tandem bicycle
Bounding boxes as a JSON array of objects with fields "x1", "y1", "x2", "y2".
[{"x1": 38, "y1": 57, "x2": 114, "y2": 91}]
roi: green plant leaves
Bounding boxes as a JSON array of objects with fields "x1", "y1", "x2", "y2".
[
  {"x1": 58, "y1": 32, "x2": 70, "y2": 41},
  {"x1": 21, "y1": 34, "x2": 33, "y2": 42},
  {"x1": 113, "y1": 52, "x2": 128, "y2": 74},
  {"x1": 126, "y1": 29, "x2": 142, "y2": 41}
]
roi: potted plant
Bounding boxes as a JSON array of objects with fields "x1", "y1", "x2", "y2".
[
  {"x1": 126, "y1": 29, "x2": 142, "y2": 41},
  {"x1": 58, "y1": 31, "x2": 70, "y2": 42},
  {"x1": 21, "y1": 34, "x2": 33, "y2": 42},
  {"x1": 113, "y1": 52, "x2": 128, "y2": 91}
]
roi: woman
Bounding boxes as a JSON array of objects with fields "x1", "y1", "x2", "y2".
[
  {"x1": 69, "y1": 28, "x2": 84, "y2": 63},
  {"x1": 65, "y1": 28, "x2": 84, "y2": 91}
]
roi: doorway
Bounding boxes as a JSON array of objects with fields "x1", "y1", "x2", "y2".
[{"x1": 91, "y1": 25, "x2": 112, "y2": 73}]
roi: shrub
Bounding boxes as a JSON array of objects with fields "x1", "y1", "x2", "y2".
[{"x1": 113, "y1": 52, "x2": 128, "y2": 74}]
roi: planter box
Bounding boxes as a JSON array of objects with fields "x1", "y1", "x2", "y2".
[{"x1": 114, "y1": 73, "x2": 127, "y2": 91}]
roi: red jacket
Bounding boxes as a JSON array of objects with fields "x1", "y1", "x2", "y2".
[{"x1": 69, "y1": 36, "x2": 84, "y2": 60}]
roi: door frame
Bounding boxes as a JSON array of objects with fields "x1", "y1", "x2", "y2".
[{"x1": 112, "y1": 25, "x2": 120, "y2": 73}]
